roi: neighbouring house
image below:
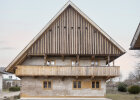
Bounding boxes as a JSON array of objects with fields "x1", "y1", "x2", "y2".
[
  {"x1": 0, "y1": 67, "x2": 7, "y2": 93},
  {"x1": 3, "y1": 72, "x2": 20, "y2": 89},
  {"x1": 130, "y1": 23, "x2": 140, "y2": 85},
  {"x1": 0, "y1": 67, "x2": 20, "y2": 90},
  {"x1": 5, "y1": 1, "x2": 125, "y2": 100}
]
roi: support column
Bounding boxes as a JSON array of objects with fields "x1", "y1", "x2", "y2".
[
  {"x1": 76, "y1": 55, "x2": 79, "y2": 66},
  {"x1": 113, "y1": 60, "x2": 115, "y2": 66},
  {"x1": 44, "y1": 54, "x2": 47, "y2": 65},
  {"x1": 108, "y1": 56, "x2": 110, "y2": 67}
]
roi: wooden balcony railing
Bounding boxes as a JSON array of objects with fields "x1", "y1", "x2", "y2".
[{"x1": 15, "y1": 65, "x2": 120, "y2": 77}]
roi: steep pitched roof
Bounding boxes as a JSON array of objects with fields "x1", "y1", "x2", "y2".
[
  {"x1": 130, "y1": 23, "x2": 140, "y2": 50},
  {"x1": 5, "y1": 1, "x2": 125, "y2": 73}
]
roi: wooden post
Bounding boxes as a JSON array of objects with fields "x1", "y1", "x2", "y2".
[
  {"x1": 91, "y1": 55, "x2": 94, "y2": 60},
  {"x1": 44, "y1": 54, "x2": 47, "y2": 65},
  {"x1": 113, "y1": 60, "x2": 115, "y2": 66},
  {"x1": 76, "y1": 76, "x2": 78, "y2": 79},
  {"x1": 62, "y1": 55, "x2": 64, "y2": 61},
  {"x1": 108, "y1": 56, "x2": 110, "y2": 67},
  {"x1": 76, "y1": 55, "x2": 79, "y2": 66},
  {"x1": 91, "y1": 75, "x2": 94, "y2": 80}
]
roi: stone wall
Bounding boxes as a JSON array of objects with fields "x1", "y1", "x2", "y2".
[{"x1": 21, "y1": 76, "x2": 106, "y2": 97}]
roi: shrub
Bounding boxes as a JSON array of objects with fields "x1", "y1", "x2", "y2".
[
  {"x1": 128, "y1": 85, "x2": 140, "y2": 94},
  {"x1": 118, "y1": 82, "x2": 127, "y2": 92},
  {"x1": 9, "y1": 86, "x2": 20, "y2": 92}
]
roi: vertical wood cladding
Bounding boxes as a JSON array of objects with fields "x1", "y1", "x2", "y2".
[{"x1": 28, "y1": 6, "x2": 122, "y2": 55}]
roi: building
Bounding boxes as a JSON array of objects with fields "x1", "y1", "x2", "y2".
[
  {"x1": 130, "y1": 23, "x2": 140, "y2": 50},
  {"x1": 5, "y1": 1, "x2": 125, "y2": 100},
  {"x1": 0, "y1": 67, "x2": 7, "y2": 93},
  {"x1": 2, "y1": 72, "x2": 20, "y2": 89},
  {"x1": 130, "y1": 23, "x2": 140, "y2": 86},
  {"x1": 0, "y1": 67, "x2": 20, "y2": 90}
]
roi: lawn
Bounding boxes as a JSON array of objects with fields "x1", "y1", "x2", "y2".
[{"x1": 106, "y1": 93, "x2": 140, "y2": 100}]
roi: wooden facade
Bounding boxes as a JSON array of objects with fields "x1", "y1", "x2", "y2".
[
  {"x1": 28, "y1": 6, "x2": 122, "y2": 56},
  {"x1": 15, "y1": 65, "x2": 120, "y2": 77}
]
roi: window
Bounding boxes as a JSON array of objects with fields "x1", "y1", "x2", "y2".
[
  {"x1": 91, "y1": 61, "x2": 95, "y2": 66},
  {"x1": 47, "y1": 60, "x2": 54, "y2": 66},
  {"x1": 91, "y1": 60, "x2": 99, "y2": 66},
  {"x1": 73, "y1": 81, "x2": 81, "y2": 89},
  {"x1": 92, "y1": 81, "x2": 100, "y2": 89},
  {"x1": 9, "y1": 76, "x2": 12, "y2": 79},
  {"x1": 72, "y1": 61, "x2": 79, "y2": 66},
  {"x1": 95, "y1": 61, "x2": 98, "y2": 66},
  {"x1": 43, "y1": 81, "x2": 52, "y2": 89},
  {"x1": 92, "y1": 81, "x2": 95, "y2": 88},
  {"x1": 72, "y1": 61, "x2": 76, "y2": 66}
]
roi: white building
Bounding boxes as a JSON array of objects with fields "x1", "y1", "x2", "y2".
[{"x1": 0, "y1": 67, "x2": 20, "y2": 91}]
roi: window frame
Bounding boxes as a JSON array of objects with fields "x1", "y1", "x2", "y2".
[
  {"x1": 92, "y1": 80, "x2": 101, "y2": 89},
  {"x1": 43, "y1": 80, "x2": 52, "y2": 90},
  {"x1": 91, "y1": 60, "x2": 100, "y2": 66},
  {"x1": 46, "y1": 59, "x2": 55, "y2": 66},
  {"x1": 72, "y1": 80, "x2": 82, "y2": 89}
]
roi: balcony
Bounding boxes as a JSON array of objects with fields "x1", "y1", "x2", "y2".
[{"x1": 15, "y1": 65, "x2": 120, "y2": 77}]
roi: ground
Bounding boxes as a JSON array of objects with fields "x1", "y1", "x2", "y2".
[
  {"x1": 0, "y1": 91, "x2": 140, "y2": 100},
  {"x1": 0, "y1": 91, "x2": 20, "y2": 99},
  {"x1": 106, "y1": 93, "x2": 140, "y2": 100}
]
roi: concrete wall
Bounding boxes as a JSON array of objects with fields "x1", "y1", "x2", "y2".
[
  {"x1": 22, "y1": 57, "x2": 106, "y2": 66},
  {"x1": 21, "y1": 77, "x2": 106, "y2": 97}
]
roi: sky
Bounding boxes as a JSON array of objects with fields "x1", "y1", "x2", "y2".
[{"x1": 0, "y1": 0, "x2": 140, "y2": 80}]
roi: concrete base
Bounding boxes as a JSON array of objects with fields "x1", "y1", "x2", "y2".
[{"x1": 19, "y1": 98, "x2": 112, "y2": 100}]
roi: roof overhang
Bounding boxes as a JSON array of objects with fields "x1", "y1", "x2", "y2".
[{"x1": 130, "y1": 23, "x2": 140, "y2": 50}]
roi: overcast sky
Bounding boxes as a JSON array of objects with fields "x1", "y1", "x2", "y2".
[{"x1": 0, "y1": 0, "x2": 140, "y2": 80}]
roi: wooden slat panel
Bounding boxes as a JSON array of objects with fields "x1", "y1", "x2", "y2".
[
  {"x1": 27, "y1": 6, "x2": 123, "y2": 56},
  {"x1": 16, "y1": 65, "x2": 120, "y2": 77}
]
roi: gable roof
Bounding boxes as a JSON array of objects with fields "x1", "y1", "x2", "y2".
[
  {"x1": 0, "y1": 67, "x2": 8, "y2": 74},
  {"x1": 5, "y1": 1, "x2": 126, "y2": 73},
  {"x1": 130, "y1": 23, "x2": 140, "y2": 50}
]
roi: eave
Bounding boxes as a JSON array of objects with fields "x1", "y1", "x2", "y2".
[{"x1": 130, "y1": 23, "x2": 140, "y2": 50}]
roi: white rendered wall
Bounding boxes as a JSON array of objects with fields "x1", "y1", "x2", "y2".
[{"x1": 22, "y1": 57, "x2": 106, "y2": 66}]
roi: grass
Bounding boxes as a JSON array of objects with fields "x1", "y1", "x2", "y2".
[{"x1": 106, "y1": 93, "x2": 140, "y2": 100}]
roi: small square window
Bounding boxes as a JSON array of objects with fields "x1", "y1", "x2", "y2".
[
  {"x1": 47, "y1": 61, "x2": 51, "y2": 66},
  {"x1": 92, "y1": 81, "x2": 100, "y2": 89},
  {"x1": 73, "y1": 81, "x2": 81, "y2": 89},
  {"x1": 51, "y1": 61, "x2": 54, "y2": 65},
  {"x1": 47, "y1": 60, "x2": 55, "y2": 66},
  {"x1": 72, "y1": 61, "x2": 79, "y2": 66},
  {"x1": 43, "y1": 81, "x2": 52, "y2": 89}
]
